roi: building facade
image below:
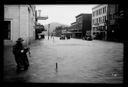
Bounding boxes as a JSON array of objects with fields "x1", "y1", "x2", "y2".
[
  {"x1": 70, "y1": 22, "x2": 79, "y2": 38},
  {"x1": 92, "y1": 4, "x2": 123, "y2": 42},
  {"x1": 70, "y1": 14, "x2": 92, "y2": 38},
  {"x1": 92, "y1": 4, "x2": 108, "y2": 40},
  {"x1": 4, "y1": 5, "x2": 36, "y2": 46},
  {"x1": 107, "y1": 4, "x2": 123, "y2": 42}
]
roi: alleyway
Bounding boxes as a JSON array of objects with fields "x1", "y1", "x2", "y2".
[{"x1": 3, "y1": 36, "x2": 123, "y2": 83}]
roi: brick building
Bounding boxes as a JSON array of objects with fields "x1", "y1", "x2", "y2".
[{"x1": 70, "y1": 14, "x2": 92, "y2": 39}]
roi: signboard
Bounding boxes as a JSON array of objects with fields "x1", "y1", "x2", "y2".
[{"x1": 37, "y1": 16, "x2": 48, "y2": 20}]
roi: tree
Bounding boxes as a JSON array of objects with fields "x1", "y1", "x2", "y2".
[{"x1": 54, "y1": 26, "x2": 63, "y2": 37}]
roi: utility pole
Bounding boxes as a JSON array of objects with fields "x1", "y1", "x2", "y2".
[{"x1": 48, "y1": 24, "x2": 50, "y2": 40}]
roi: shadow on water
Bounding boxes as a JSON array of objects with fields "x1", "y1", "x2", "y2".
[
  {"x1": 4, "y1": 68, "x2": 31, "y2": 83},
  {"x1": 10, "y1": 76, "x2": 28, "y2": 82}
]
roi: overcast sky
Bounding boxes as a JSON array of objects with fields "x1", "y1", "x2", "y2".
[{"x1": 36, "y1": 5, "x2": 98, "y2": 26}]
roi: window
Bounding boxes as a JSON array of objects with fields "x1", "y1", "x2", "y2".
[
  {"x1": 104, "y1": 7, "x2": 106, "y2": 13},
  {"x1": 4, "y1": 21, "x2": 11, "y2": 40},
  {"x1": 99, "y1": 9, "x2": 101, "y2": 15},
  {"x1": 99, "y1": 17, "x2": 100, "y2": 23},
  {"x1": 96, "y1": 10, "x2": 98, "y2": 16},
  {"x1": 97, "y1": 18, "x2": 98, "y2": 23},
  {"x1": 101, "y1": 17, "x2": 103, "y2": 23},
  {"x1": 105, "y1": 16, "x2": 107, "y2": 21},
  {"x1": 94, "y1": 19, "x2": 96, "y2": 24},
  {"x1": 103, "y1": 6, "x2": 107, "y2": 14},
  {"x1": 93, "y1": 12, "x2": 95, "y2": 17},
  {"x1": 100, "y1": 8, "x2": 102, "y2": 15},
  {"x1": 103, "y1": 16, "x2": 105, "y2": 22},
  {"x1": 99, "y1": 17, "x2": 101, "y2": 23},
  {"x1": 98, "y1": 9, "x2": 100, "y2": 15},
  {"x1": 103, "y1": 7, "x2": 104, "y2": 13}
]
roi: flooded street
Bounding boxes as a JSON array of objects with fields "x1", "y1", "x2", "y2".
[{"x1": 4, "y1": 36, "x2": 123, "y2": 83}]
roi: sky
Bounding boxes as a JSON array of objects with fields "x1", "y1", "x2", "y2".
[{"x1": 36, "y1": 5, "x2": 98, "y2": 26}]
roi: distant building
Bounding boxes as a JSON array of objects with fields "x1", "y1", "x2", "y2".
[
  {"x1": 70, "y1": 14, "x2": 92, "y2": 38},
  {"x1": 4, "y1": 5, "x2": 36, "y2": 46},
  {"x1": 77, "y1": 14, "x2": 92, "y2": 38},
  {"x1": 70, "y1": 22, "x2": 77, "y2": 38}
]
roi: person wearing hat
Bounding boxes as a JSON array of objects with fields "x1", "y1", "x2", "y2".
[{"x1": 13, "y1": 38, "x2": 30, "y2": 71}]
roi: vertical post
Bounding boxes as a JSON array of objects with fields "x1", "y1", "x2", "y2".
[
  {"x1": 105, "y1": 26, "x2": 107, "y2": 40},
  {"x1": 48, "y1": 24, "x2": 50, "y2": 40},
  {"x1": 56, "y1": 62, "x2": 58, "y2": 72}
]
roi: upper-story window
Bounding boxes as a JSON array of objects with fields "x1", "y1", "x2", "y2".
[
  {"x1": 92, "y1": 19, "x2": 94, "y2": 25},
  {"x1": 103, "y1": 6, "x2": 107, "y2": 14},
  {"x1": 93, "y1": 12, "x2": 95, "y2": 17},
  {"x1": 94, "y1": 11, "x2": 96, "y2": 16},
  {"x1": 99, "y1": 17, "x2": 100, "y2": 23},
  {"x1": 97, "y1": 18, "x2": 98, "y2": 24},
  {"x1": 97, "y1": 10, "x2": 98, "y2": 16},
  {"x1": 104, "y1": 7, "x2": 106, "y2": 13},
  {"x1": 98, "y1": 9, "x2": 100, "y2": 15},
  {"x1": 96, "y1": 10, "x2": 97, "y2": 16},
  {"x1": 99, "y1": 9, "x2": 100, "y2": 15},
  {"x1": 100, "y1": 8, "x2": 102, "y2": 15},
  {"x1": 105, "y1": 16, "x2": 107, "y2": 21}
]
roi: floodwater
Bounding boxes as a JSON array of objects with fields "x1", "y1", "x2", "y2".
[{"x1": 3, "y1": 36, "x2": 123, "y2": 83}]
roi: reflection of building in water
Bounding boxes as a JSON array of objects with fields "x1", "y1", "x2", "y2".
[
  {"x1": 4, "y1": 5, "x2": 36, "y2": 45},
  {"x1": 92, "y1": 4, "x2": 124, "y2": 42}
]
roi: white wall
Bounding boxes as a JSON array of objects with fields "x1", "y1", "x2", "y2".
[
  {"x1": 4, "y1": 5, "x2": 36, "y2": 46},
  {"x1": 92, "y1": 5, "x2": 108, "y2": 28},
  {"x1": 4, "y1": 5, "x2": 19, "y2": 41}
]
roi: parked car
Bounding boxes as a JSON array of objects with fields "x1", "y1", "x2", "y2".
[
  {"x1": 83, "y1": 36, "x2": 93, "y2": 41},
  {"x1": 86, "y1": 36, "x2": 93, "y2": 41},
  {"x1": 60, "y1": 35, "x2": 65, "y2": 40},
  {"x1": 66, "y1": 35, "x2": 70, "y2": 39}
]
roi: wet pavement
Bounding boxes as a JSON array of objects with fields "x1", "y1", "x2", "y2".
[{"x1": 3, "y1": 36, "x2": 123, "y2": 83}]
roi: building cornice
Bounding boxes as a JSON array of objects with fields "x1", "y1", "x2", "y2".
[{"x1": 92, "y1": 4, "x2": 108, "y2": 10}]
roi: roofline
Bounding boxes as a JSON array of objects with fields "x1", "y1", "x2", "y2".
[
  {"x1": 71, "y1": 22, "x2": 77, "y2": 25},
  {"x1": 92, "y1": 4, "x2": 107, "y2": 10},
  {"x1": 76, "y1": 13, "x2": 92, "y2": 18}
]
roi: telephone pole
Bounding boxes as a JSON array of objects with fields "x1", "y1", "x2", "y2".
[{"x1": 48, "y1": 24, "x2": 50, "y2": 40}]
